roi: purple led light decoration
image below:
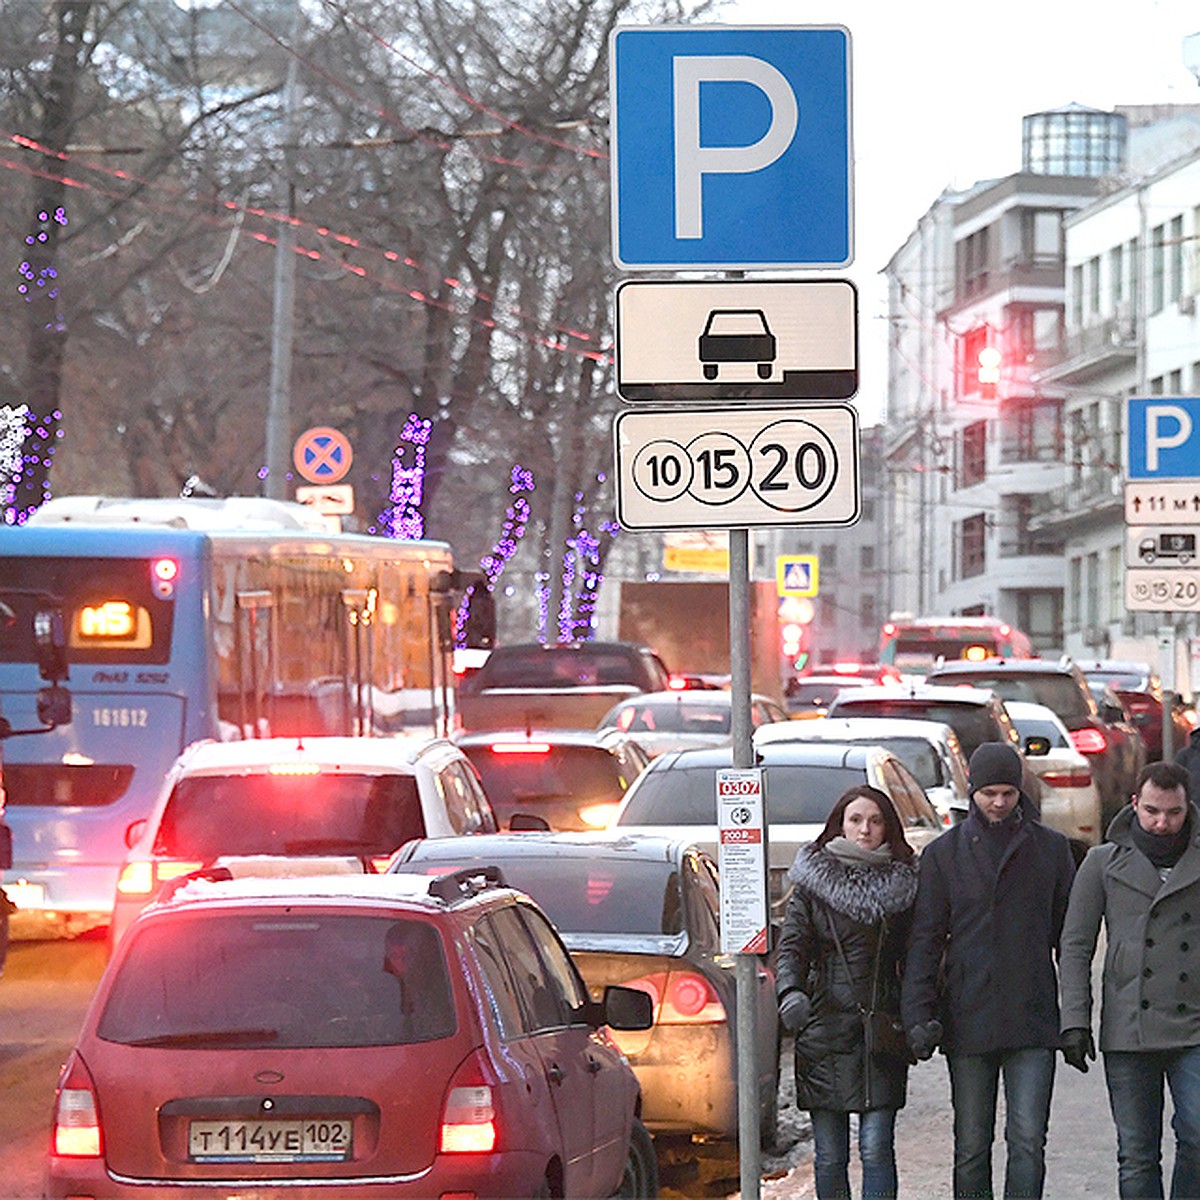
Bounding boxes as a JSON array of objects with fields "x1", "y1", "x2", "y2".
[
  {"x1": 454, "y1": 464, "x2": 534, "y2": 647},
  {"x1": 376, "y1": 413, "x2": 432, "y2": 539},
  {"x1": 7, "y1": 206, "x2": 69, "y2": 523}
]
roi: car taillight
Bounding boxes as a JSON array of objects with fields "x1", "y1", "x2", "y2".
[
  {"x1": 52, "y1": 1052, "x2": 102, "y2": 1158},
  {"x1": 439, "y1": 1051, "x2": 496, "y2": 1154},
  {"x1": 1042, "y1": 770, "x2": 1094, "y2": 789},
  {"x1": 1069, "y1": 728, "x2": 1108, "y2": 755},
  {"x1": 115, "y1": 859, "x2": 204, "y2": 897},
  {"x1": 622, "y1": 969, "x2": 724, "y2": 1025}
]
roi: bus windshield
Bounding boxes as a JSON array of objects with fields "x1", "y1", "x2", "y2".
[{"x1": 879, "y1": 617, "x2": 1033, "y2": 676}]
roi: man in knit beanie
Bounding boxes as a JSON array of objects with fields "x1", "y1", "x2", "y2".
[{"x1": 902, "y1": 741, "x2": 1076, "y2": 1199}]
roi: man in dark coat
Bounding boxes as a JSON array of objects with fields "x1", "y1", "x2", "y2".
[
  {"x1": 902, "y1": 741, "x2": 1076, "y2": 1199},
  {"x1": 1059, "y1": 760, "x2": 1200, "y2": 1199},
  {"x1": 1174, "y1": 726, "x2": 1200, "y2": 803}
]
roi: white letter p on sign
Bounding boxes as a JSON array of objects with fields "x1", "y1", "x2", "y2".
[
  {"x1": 1146, "y1": 404, "x2": 1192, "y2": 471},
  {"x1": 673, "y1": 55, "x2": 798, "y2": 240}
]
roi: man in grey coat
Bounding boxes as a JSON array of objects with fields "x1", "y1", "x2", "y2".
[{"x1": 1059, "y1": 759, "x2": 1200, "y2": 1199}]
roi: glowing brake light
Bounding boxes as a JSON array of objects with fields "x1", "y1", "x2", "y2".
[
  {"x1": 1069, "y1": 727, "x2": 1108, "y2": 755},
  {"x1": 489, "y1": 742, "x2": 551, "y2": 755},
  {"x1": 831, "y1": 662, "x2": 861, "y2": 675},
  {"x1": 52, "y1": 1053, "x2": 102, "y2": 1158},
  {"x1": 963, "y1": 644, "x2": 989, "y2": 662},
  {"x1": 152, "y1": 557, "x2": 178, "y2": 582},
  {"x1": 622, "y1": 969, "x2": 724, "y2": 1024},
  {"x1": 440, "y1": 1052, "x2": 496, "y2": 1153},
  {"x1": 1041, "y1": 770, "x2": 1093, "y2": 789},
  {"x1": 267, "y1": 762, "x2": 322, "y2": 775},
  {"x1": 667, "y1": 675, "x2": 688, "y2": 690}
]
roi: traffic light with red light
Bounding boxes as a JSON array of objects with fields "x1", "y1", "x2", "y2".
[{"x1": 977, "y1": 346, "x2": 1001, "y2": 399}]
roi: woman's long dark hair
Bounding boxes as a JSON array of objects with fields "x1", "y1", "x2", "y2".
[{"x1": 812, "y1": 784, "x2": 914, "y2": 863}]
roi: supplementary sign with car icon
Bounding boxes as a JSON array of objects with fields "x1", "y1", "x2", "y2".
[{"x1": 616, "y1": 279, "x2": 857, "y2": 401}]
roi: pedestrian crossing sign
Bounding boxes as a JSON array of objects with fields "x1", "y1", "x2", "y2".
[{"x1": 777, "y1": 555, "x2": 819, "y2": 597}]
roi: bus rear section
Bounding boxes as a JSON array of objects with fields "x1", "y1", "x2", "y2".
[
  {"x1": 0, "y1": 529, "x2": 214, "y2": 936},
  {"x1": 879, "y1": 616, "x2": 1034, "y2": 680}
]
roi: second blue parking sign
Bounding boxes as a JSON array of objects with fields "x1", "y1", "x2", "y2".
[{"x1": 609, "y1": 25, "x2": 853, "y2": 269}]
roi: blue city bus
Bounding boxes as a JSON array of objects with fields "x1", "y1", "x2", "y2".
[{"x1": 0, "y1": 497, "x2": 458, "y2": 936}]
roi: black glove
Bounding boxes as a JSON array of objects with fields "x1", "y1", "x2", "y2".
[
  {"x1": 907, "y1": 1019, "x2": 943, "y2": 1061},
  {"x1": 1061, "y1": 1028, "x2": 1095, "y2": 1073},
  {"x1": 778, "y1": 990, "x2": 812, "y2": 1032}
]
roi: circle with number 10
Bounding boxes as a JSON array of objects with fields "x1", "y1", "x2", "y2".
[{"x1": 749, "y1": 418, "x2": 839, "y2": 512}]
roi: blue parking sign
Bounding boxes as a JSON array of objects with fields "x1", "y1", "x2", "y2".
[{"x1": 610, "y1": 26, "x2": 852, "y2": 269}]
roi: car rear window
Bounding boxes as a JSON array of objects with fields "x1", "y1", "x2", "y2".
[
  {"x1": 407, "y1": 855, "x2": 683, "y2": 937},
  {"x1": 618, "y1": 763, "x2": 867, "y2": 825},
  {"x1": 934, "y1": 673, "x2": 1091, "y2": 721},
  {"x1": 828, "y1": 698, "x2": 1000, "y2": 758},
  {"x1": 98, "y1": 913, "x2": 455, "y2": 1047},
  {"x1": 464, "y1": 745, "x2": 632, "y2": 813},
  {"x1": 154, "y1": 772, "x2": 424, "y2": 859},
  {"x1": 478, "y1": 649, "x2": 650, "y2": 690},
  {"x1": 612, "y1": 701, "x2": 731, "y2": 735}
]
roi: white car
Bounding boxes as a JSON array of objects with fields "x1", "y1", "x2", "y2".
[
  {"x1": 754, "y1": 715, "x2": 971, "y2": 826},
  {"x1": 110, "y1": 735, "x2": 498, "y2": 947},
  {"x1": 1004, "y1": 700, "x2": 1103, "y2": 853},
  {"x1": 609, "y1": 742, "x2": 943, "y2": 917}
]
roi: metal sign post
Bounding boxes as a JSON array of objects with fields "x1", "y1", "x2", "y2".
[{"x1": 729, "y1": 528, "x2": 761, "y2": 1200}]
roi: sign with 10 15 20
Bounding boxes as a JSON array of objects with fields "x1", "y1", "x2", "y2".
[{"x1": 614, "y1": 403, "x2": 859, "y2": 531}]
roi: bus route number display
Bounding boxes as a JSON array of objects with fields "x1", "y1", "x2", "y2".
[{"x1": 716, "y1": 768, "x2": 768, "y2": 955}]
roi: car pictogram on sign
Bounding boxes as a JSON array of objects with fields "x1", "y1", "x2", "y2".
[{"x1": 698, "y1": 309, "x2": 777, "y2": 381}]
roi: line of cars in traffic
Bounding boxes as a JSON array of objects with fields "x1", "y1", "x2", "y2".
[{"x1": 42, "y1": 640, "x2": 1190, "y2": 1196}]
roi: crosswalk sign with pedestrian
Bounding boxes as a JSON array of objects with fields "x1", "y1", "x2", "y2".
[{"x1": 777, "y1": 554, "x2": 819, "y2": 597}]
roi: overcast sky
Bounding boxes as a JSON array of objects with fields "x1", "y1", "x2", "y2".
[{"x1": 709, "y1": 0, "x2": 1200, "y2": 422}]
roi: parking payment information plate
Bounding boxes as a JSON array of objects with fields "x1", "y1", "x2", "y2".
[
  {"x1": 717, "y1": 769, "x2": 768, "y2": 955},
  {"x1": 614, "y1": 403, "x2": 860, "y2": 531}
]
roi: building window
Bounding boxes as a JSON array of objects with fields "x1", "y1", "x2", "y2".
[
  {"x1": 1107, "y1": 545, "x2": 1123, "y2": 623},
  {"x1": 860, "y1": 592, "x2": 877, "y2": 631},
  {"x1": 1023, "y1": 209, "x2": 1063, "y2": 264},
  {"x1": 1170, "y1": 215, "x2": 1184, "y2": 303},
  {"x1": 1169, "y1": 369, "x2": 1183, "y2": 394},
  {"x1": 1069, "y1": 556, "x2": 1082, "y2": 630},
  {"x1": 1151, "y1": 375, "x2": 1165, "y2": 395},
  {"x1": 1129, "y1": 237, "x2": 1141, "y2": 314},
  {"x1": 1193, "y1": 204, "x2": 1200, "y2": 296},
  {"x1": 999, "y1": 494, "x2": 1065, "y2": 557},
  {"x1": 1070, "y1": 263, "x2": 1084, "y2": 329},
  {"x1": 999, "y1": 398, "x2": 1063, "y2": 463},
  {"x1": 1086, "y1": 256, "x2": 1101, "y2": 317},
  {"x1": 862, "y1": 496, "x2": 875, "y2": 521},
  {"x1": 958, "y1": 226, "x2": 991, "y2": 299},
  {"x1": 820, "y1": 543, "x2": 837, "y2": 569},
  {"x1": 1110, "y1": 243, "x2": 1125, "y2": 307},
  {"x1": 960, "y1": 514, "x2": 986, "y2": 579},
  {"x1": 1010, "y1": 304, "x2": 1064, "y2": 361},
  {"x1": 960, "y1": 420, "x2": 987, "y2": 486},
  {"x1": 1016, "y1": 590, "x2": 1063, "y2": 652},
  {"x1": 860, "y1": 545, "x2": 876, "y2": 571},
  {"x1": 1152, "y1": 224, "x2": 1165, "y2": 313},
  {"x1": 1085, "y1": 552, "x2": 1100, "y2": 629}
]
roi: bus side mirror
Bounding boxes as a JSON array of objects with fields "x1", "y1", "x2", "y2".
[
  {"x1": 34, "y1": 609, "x2": 69, "y2": 684},
  {"x1": 36, "y1": 685, "x2": 72, "y2": 729}
]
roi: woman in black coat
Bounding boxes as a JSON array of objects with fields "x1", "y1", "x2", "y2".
[{"x1": 776, "y1": 785, "x2": 919, "y2": 1200}]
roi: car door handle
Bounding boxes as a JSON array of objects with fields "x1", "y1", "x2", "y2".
[
  {"x1": 546, "y1": 1063, "x2": 565, "y2": 1086},
  {"x1": 586, "y1": 1055, "x2": 603, "y2": 1075}
]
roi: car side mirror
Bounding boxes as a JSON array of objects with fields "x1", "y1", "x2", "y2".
[
  {"x1": 125, "y1": 819, "x2": 147, "y2": 849},
  {"x1": 509, "y1": 813, "x2": 550, "y2": 832},
  {"x1": 1024, "y1": 735, "x2": 1051, "y2": 757},
  {"x1": 600, "y1": 984, "x2": 653, "y2": 1031}
]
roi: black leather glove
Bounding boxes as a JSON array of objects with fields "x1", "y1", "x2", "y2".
[
  {"x1": 907, "y1": 1019, "x2": 943, "y2": 1061},
  {"x1": 1061, "y1": 1028, "x2": 1096, "y2": 1073},
  {"x1": 778, "y1": 990, "x2": 812, "y2": 1033}
]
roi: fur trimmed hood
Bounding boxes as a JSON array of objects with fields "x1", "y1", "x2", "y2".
[{"x1": 787, "y1": 843, "x2": 919, "y2": 925}]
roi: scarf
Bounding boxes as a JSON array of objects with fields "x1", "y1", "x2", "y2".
[
  {"x1": 824, "y1": 836, "x2": 894, "y2": 868},
  {"x1": 1131, "y1": 813, "x2": 1192, "y2": 872},
  {"x1": 786, "y1": 841, "x2": 919, "y2": 925}
]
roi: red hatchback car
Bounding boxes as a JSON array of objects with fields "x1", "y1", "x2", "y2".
[{"x1": 46, "y1": 871, "x2": 656, "y2": 1199}]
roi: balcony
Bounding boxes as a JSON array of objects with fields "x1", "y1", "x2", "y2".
[
  {"x1": 1029, "y1": 468, "x2": 1124, "y2": 533},
  {"x1": 1038, "y1": 315, "x2": 1137, "y2": 384}
]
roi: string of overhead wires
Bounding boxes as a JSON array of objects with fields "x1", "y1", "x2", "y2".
[
  {"x1": 223, "y1": 0, "x2": 603, "y2": 174},
  {"x1": 320, "y1": 0, "x2": 607, "y2": 163},
  {"x1": 5, "y1": 133, "x2": 613, "y2": 363}
]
